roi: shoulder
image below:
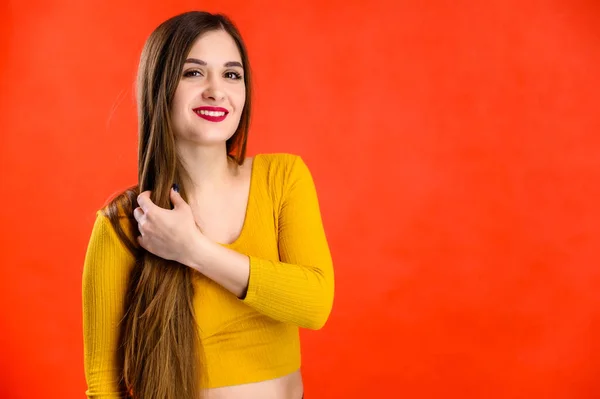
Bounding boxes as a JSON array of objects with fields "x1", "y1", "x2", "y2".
[
  {"x1": 83, "y1": 209, "x2": 137, "y2": 285},
  {"x1": 248, "y1": 153, "x2": 314, "y2": 208},
  {"x1": 252, "y1": 152, "x2": 298, "y2": 167},
  {"x1": 90, "y1": 187, "x2": 140, "y2": 256},
  {"x1": 252, "y1": 152, "x2": 312, "y2": 181},
  {"x1": 85, "y1": 211, "x2": 135, "y2": 268},
  {"x1": 90, "y1": 210, "x2": 138, "y2": 253},
  {"x1": 252, "y1": 153, "x2": 318, "y2": 202}
]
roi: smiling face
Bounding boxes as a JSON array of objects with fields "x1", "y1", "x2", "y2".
[{"x1": 170, "y1": 29, "x2": 246, "y2": 147}]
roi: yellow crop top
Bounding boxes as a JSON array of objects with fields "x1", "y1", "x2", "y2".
[{"x1": 82, "y1": 153, "x2": 335, "y2": 397}]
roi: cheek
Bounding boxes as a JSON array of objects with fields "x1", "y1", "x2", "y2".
[
  {"x1": 171, "y1": 84, "x2": 191, "y2": 112},
  {"x1": 234, "y1": 89, "x2": 246, "y2": 112},
  {"x1": 170, "y1": 94, "x2": 189, "y2": 124}
]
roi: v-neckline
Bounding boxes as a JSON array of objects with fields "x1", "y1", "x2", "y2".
[{"x1": 218, "y1": 154, "x2": 260, "y2": 248}]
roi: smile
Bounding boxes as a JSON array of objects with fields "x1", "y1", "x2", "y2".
[{"x1": 193, "y1": 106, "x2": 229, "y2": 122}]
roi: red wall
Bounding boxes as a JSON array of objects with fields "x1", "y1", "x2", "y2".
[{"x1": 1, "y1": 1, "x2": 599, "y2": 398}]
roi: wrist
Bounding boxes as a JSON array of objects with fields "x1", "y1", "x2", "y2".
[{"x1": 181, "y1": 231, "x2": 212, "y2": 272}]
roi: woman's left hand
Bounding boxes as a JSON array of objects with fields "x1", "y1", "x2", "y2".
[{"x1": 133, "y1": 187, "x2": 204, "y2": 264}]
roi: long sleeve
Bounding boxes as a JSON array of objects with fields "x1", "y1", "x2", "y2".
[
  {"x1": 82, "y1": 212, "x2": 135, "y2": 398},
  {"x1": 241, "y1": 156, "x2": 335, "y2": 330}
]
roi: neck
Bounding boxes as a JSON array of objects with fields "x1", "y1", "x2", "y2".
[{"x1": 176, "y1": 142, "x2": 238, "y2": 200}]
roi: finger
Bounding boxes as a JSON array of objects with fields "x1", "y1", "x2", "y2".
[
  {"x1": 169, "y1": 184, "x2": 187, "y2": 209},
  {"x1": 133, "y1": 207, "x2": 144, "y2": 222},
  {"x1": 136, "y1": 209, "x2": 147, "y2": 235},
  {"x1": 137, "y1": 191, "x2": 154, "y2": 213}
]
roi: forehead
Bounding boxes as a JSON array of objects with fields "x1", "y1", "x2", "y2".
[{"x1": 186, "y1": 30, "x2": 242, "y2": 63}]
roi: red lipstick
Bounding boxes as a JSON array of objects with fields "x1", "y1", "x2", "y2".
[{"x1": 193, "y1": 106, "x2": 229, "y2": 122}]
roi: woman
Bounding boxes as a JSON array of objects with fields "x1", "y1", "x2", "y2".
[{"x1": 82, "y1": 10, "x2": 334, "y2": 399}]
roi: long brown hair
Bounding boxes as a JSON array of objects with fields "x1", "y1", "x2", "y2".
[{"x1": 102, "y1": 11, "x2": 252, "y2": 399}]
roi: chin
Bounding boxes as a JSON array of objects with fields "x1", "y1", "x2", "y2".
[
  {"x1": 185, "y1": 132, "x2": 235, "y2": 146},
  {"x1": 174, "y1": 121, "x2": 237, "y2": 145}
]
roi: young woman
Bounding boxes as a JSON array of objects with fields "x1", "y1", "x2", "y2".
[{"x1": 82, "y1": 10, "x2": 334, "y2": 399}]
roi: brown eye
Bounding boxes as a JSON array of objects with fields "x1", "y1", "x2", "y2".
[
  {"x1": 224, "y1": 71, "x2": 242, "y2": 80},
  {"x1": 183, "y1": 70, "x2": 202, "y2": 78}
]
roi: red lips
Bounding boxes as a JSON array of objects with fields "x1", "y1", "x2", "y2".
[{"x1": 193, "y1": 106, "x2": 229, "y2": 122}]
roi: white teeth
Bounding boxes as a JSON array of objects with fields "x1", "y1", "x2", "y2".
[{"x1": 197, "y1": 110, "x2": 225, "y2": 117}]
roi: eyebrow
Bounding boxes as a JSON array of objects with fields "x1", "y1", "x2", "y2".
[{"x1": 184, "y1": 58, "x2": 243, "y2": 68}]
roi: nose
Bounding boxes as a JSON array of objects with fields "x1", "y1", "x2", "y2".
[{"x1": 202, "y1": 74, "x2": 225, "y2": 102}]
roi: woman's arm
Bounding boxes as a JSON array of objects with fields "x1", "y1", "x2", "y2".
[
  {"x1": 82, "y1": 212, "x2": 134, "y2": 398},
  {"x1": 184, "y1": 156, "x2": 335, "y2": 330}
]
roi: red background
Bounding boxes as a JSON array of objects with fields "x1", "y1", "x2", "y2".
[{"x1": 1, "y1": 1, "x2": 599, "y2": 398}]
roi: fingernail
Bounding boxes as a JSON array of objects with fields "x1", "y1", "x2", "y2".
[{"x1": 172, "y1": 183, "x2": 179, "y2": 193}]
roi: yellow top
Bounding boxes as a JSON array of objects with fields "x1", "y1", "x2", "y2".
[{"x1": 82, "y1": 153, "x2": 335, "y2": 397}]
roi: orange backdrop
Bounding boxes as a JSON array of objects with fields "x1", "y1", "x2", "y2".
[{"x1": 1, "y1": 1, "x2": 599, "y2": 398}]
